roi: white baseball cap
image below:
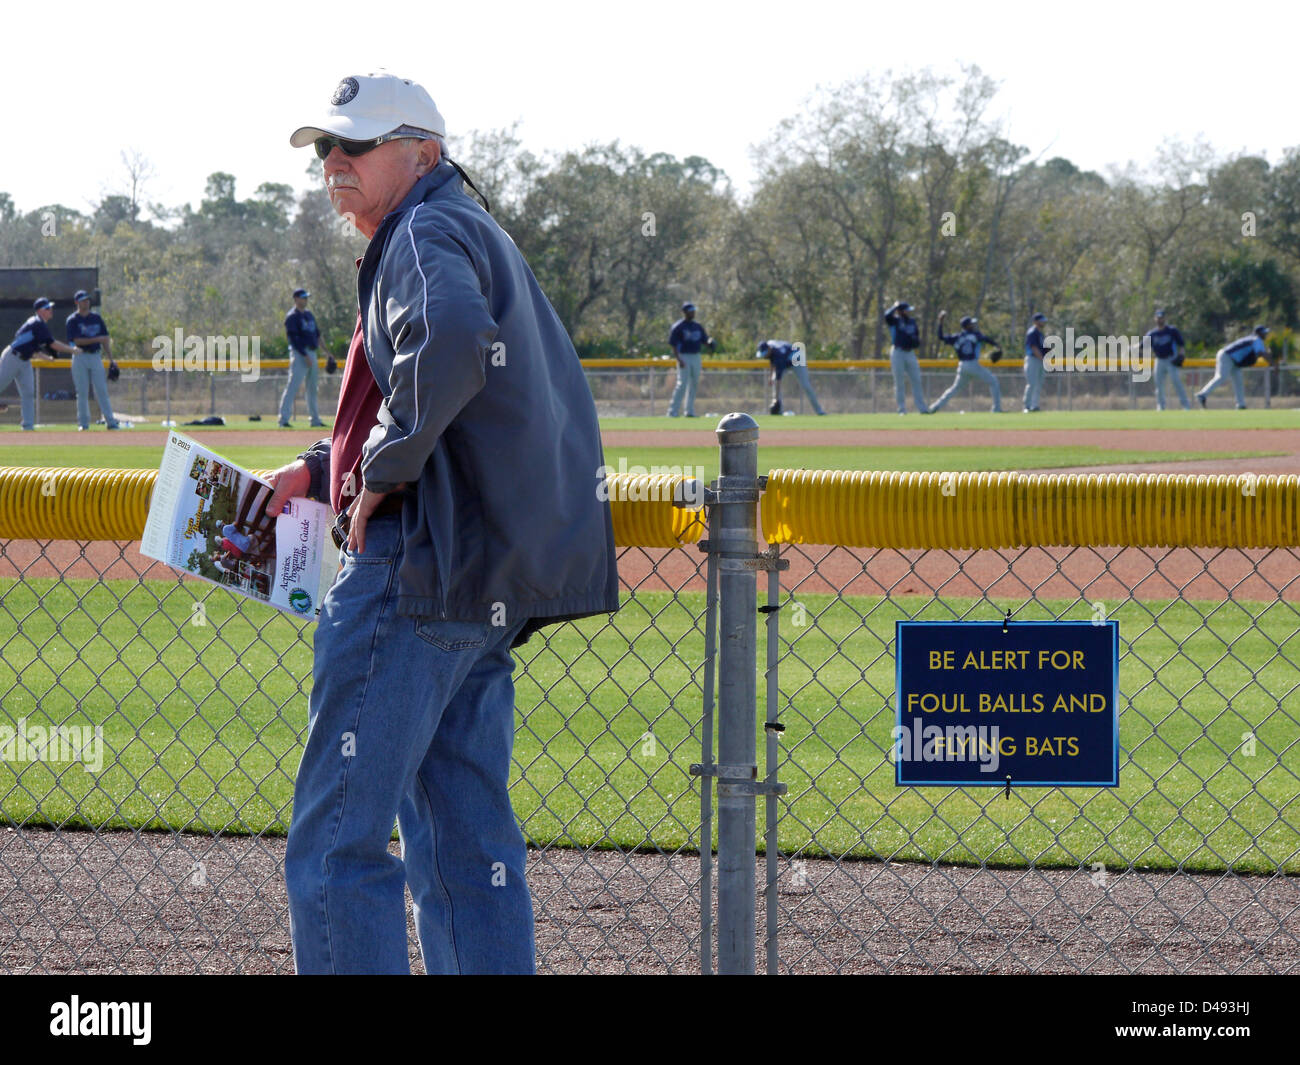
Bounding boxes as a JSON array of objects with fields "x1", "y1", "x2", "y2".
[{"x1": 290, "y1": 72, "x2": 446, "y2": 147}]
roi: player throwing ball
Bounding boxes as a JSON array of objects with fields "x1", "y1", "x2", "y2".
[{"x1": 929, "y1": 312, "x2": 1003, "y2": 413}]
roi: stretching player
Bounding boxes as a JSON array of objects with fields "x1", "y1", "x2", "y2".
[
  {"x1": 1197, "y1": 326, "x2": 1270, "y2": 409},
  {"x1": 929, "y1": 312, "x2": 1002, "y2": 413}
]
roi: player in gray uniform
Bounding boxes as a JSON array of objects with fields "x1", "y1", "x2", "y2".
[
  {"x1": 1146, "y1": 309, "x2": 1190, "y2": 411},
  {"x1": 1197, "y1": 326, "x2": 1270, "y2": 409},
  {"x1": 66, "y1": 290, "x2": 123, "y2": 430},
  {"x1": 666, "y1": 302, "x2": 714, "y2": 417},
  {"x1": 1023, "y1": 312, "x2": 1047, "y2": 412},
  {"x1": 0, "y1": 298, "x2": 82, "y2": 429},
  {"x1": 883, "y1": 300, "x2": 929, "y2": 414},
  {"x1": 929, "y1": 311, "x2": 1003, "y2": 413}
]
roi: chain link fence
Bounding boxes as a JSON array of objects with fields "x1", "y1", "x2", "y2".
[{"x1": 1, "y1": 451, "x2": 1297, "y2": 973}]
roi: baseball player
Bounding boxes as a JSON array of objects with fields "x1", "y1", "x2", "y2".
[
  {"x1": 1023, "y1": 312, "x2": 1048, "y2": 412},
  {"x1": 0, "y1": 298, "x2": 82, "y2": 430},
  {"x1": 666, "y1": 301, "x2": 714, "y2": 417},
  {"x1": 929, "y1": 312, "x2": 1003, "y2": 413},
  {"x1": 1145, "y1": 309, "x2": 1190, "y2": 411},
  {"x1": 1197, "y1": 325, "x2": 1271, "y2": 409},
  {"x1": 883, "y1": 300, "x2": 929, "y2": 414},
  {"x1": 757, "y1": 339, "x2": 826, "y2": 415},
  {"x1": 66, "y1": 290, "x2": 123, "y2": 430},
  {"x1": 280, "y1": 288, "x2": 330, "y2": 428}
]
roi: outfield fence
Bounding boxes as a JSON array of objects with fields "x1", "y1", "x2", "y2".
[
  {"x1": 1, "y1": 425, "x2": 1298, "y2": 973},
  {"x1": 6, "y1": 357, "x2": 1297, "y2": 426}
]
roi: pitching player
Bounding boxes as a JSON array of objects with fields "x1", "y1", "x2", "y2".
[
  {"x1": 1023, "y1": 312, "x2": 1047, "y2": 412},
  {"x1": 280, "y1": 288, "x2": 330, "y2": 428},
  {"x1": 66, "y1": 290, "x2": 123, "y2": 430},
  {"x1": 883, "y1": 300, "x2": 929, "y2": 414},
  {"x1": 929, "y1": 312, "x2": 1003, "y2": 413},
  {"x1": 757, "y1": 340, "x2": 826, "y2": 415},
  {"x1": 667, "y1": 302, "x2": 714, "y2": 417},
  {"x1": 1145, "y1": 309, "x2": 1190, "y2": 411},
  {"x1": 0, "y1": 298, "x2": 82, "y2": 430},
  {"x1": 1197, "y1": 325, "x2": 1270, "y2": 409}
]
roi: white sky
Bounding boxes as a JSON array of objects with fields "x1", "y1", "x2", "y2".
[{"x1": 5, "y1": 0, "x2": 1294, "y2": 216}]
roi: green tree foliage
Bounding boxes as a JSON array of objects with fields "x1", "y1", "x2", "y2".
[{"x1": 1, "y1": 73, "x2": 1297, "y2": 360}]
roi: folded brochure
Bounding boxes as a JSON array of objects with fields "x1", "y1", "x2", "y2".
[{"x1": 141, "y1": 432, "x2": 339, "y2": 620}]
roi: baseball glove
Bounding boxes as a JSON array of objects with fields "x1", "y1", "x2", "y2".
[
  {"x1": 107, "y1": 360, "x2": 120, "y2": 382},
  {"x1": 1171, "y1": 353, "x2": 1185, "y2": 367},
  {"x1": 769, "y1": 400, "x2": 782, "y2": 416},
  {"x1": 325, "y1": 354, "x2": 338, "y2": 374},
  {"x1": 987, "y1": 348, "x2": 1003, "y2": 364}
]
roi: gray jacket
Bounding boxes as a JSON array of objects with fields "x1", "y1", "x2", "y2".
[{"x1": 300, "y1": 161, "x2": 618, "y2": 644}]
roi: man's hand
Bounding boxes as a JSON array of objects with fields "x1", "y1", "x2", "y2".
[
  {"x1": 347, "y1": 482, "x2": 408, "y2": 554},
  {"x1": 264, "y1": 459, "x2": 311, "y2": 522}
]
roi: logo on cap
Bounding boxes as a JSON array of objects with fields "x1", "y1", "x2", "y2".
[{"x1": 331, "y1": 77, "x2": 360, "y2": 106}]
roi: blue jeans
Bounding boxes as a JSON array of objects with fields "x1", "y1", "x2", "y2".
[
  {"x1": 279, "y1": 348, "x2": 321, "y2": 425},
  {"x1": 70, "y1": 351, "x2": 118, "y2": 429},
  {"x1": 285, "y1": 515, "x2": 534, "y2": 974}
]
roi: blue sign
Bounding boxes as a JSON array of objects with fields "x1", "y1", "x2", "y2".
[{"x1": 895, "y1": 620, "x2": 1119, "y2": 787}]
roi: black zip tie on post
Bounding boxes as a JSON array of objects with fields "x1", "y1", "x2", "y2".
[
  {"x1": 1005, "y1": 775, "x2": 1012, "y2": 800},
  {"x1": 1002, "y1": 609, "x2": 1012, "y2": 634}
]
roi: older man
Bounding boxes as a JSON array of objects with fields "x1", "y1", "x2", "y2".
[
  {"x1": 265, "y1": 72, "x2": 618, "y2": 975},
  {"x1": 0, "y1": 298, "x2": 82, "y2": 429}
]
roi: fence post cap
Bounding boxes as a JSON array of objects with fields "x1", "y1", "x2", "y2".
[{"x1": 715, "y1": 412, "x2": 759, "y2": 441}]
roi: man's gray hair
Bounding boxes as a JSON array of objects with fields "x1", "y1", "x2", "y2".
[{"x1": 392, "y1": 124, "x2": 448, "y2": 158}]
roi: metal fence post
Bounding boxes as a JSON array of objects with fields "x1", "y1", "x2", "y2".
[{"x1": 705, "y1": 412, "x2": 761, "y2": 973}]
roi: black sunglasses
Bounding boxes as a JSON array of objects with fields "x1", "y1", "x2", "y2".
[{"x1": 314, "y1": 132, "x2": 422, "y2": 160}]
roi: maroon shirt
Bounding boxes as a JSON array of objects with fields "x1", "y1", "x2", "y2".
[{"x1": 329, "y1": 312, "x2": 383, "y2": 513}]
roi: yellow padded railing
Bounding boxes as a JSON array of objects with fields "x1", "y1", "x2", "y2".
[
  {"x1": 760, "y1": 470, "x2": 1300, "y2": 548},
  {"x1": 3, "y1": 467, "x2": 1297, "y2": 548},
  {"x1": 0, "y1": 468, "x2": 706, "y2": 548}
]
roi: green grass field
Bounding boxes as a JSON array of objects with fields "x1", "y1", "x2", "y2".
[
  {"x1": 1, "y1": 579, "x2": 1296, "y2": 873},
  {"x1": 3, "y1": 406, "x2": 1298, "y2": 434}
]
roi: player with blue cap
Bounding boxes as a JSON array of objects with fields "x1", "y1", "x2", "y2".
[
  {"x1": 280, "y1": 288, "x2": 333, "y2": 427},
  {"x1": 0, "y1": 298, "x2": 83, "y2": 429},
  {"x1": 66, "y1": 290, "x2": 123, "y2": 429},
  {"x1": 883, "y1": 300, "x2": 930, "y2": 414},
  {"x1": 1023, "y1": 312, "x2": 1048, "y2": 412},
  {"x1": 666, "y1": 301, "x2": 714, "y2": 417},
  {"x1": 1197, "y1": 325, "x2": 1272, "y2": 409},
  {"x1": 929, "y1": 311, "x2": 1003, "y2": 413},
  {"x1": 1145, "y1": 309, "x2": 1190, "y2": 410}
]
